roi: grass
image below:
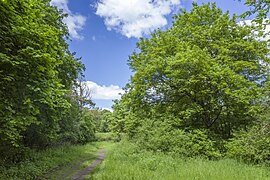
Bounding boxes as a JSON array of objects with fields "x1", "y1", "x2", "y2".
[
  {"x1": 43, "y1": 141, "x2": 114, "y2": 180},
  {"x1": 0, "y1": 141, "x2": 113, "y2": 180},
  {"x1": 91, "y1": 141, "x2": 270, "y2": 180},
  {"x1": 1, "y1": 138, "x2": 269, "y2": 180}
]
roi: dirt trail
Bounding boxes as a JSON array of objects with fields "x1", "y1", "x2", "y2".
[{"x1": 73, "y1": 149, "x2": 105, "y2": 180}]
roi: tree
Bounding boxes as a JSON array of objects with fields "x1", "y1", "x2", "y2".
[
  {"x1": 121, "y1": 3, "x2": 270, "y2": 138},
  {"x1": 58, "y1": 78, "x2": 95, "y2": 145},
  {"x1": 75, "y1": 77, "x2": 95, "y2": 108},
  {"x1": 0, "y1": 0, "x2": 84, "y2": 153}
]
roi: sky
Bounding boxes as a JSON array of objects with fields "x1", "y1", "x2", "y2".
[{"x1": 50, "y1": 0, "x2": 251, "y2": 110}]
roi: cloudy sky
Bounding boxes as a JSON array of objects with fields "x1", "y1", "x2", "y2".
[{"x1": 50, "y1": 0, "x2": 251, "y2": 110}]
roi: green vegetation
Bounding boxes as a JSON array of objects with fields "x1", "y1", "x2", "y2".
[
  {"x1": 91, "y1": 141, "x2": 270, "y2": 180},
  {"x1": 1, "y1": 0, "x2": 270, "y2": 179},
  {"x1": 91, "y1": 109, "x2": 112, "y2": 133},
  {"x1": 0, "y1": 0, "x2": 82, "y2": 150},
  {"x1": 0, "y1": 142, "x2": 112, "y2": 180},
  {"x1": 238, "y1": 0, "x2": 270, "y2": 22},
  {"x1": 225, "y1": 112, "x2": 270, "y2": 165},
  {"x1": 95, "y1": 132, "x2": 117, "y2": 142},
  {"x1": 0, "y1": 0, "x2": 107, "y2": 163},
  {"x1": 110, "y1": 2, "x2": 270, "y2": 165}
]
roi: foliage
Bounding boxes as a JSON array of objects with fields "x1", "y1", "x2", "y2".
[
  {"x1": 114, "y1": 3, "x2": 270, "y2": 139},
  {"x1": 226, "y1": 112, "x2": 270, "y2": 165},
  {"x1": 0, "y1": 0, "x2": 95, "y2": 160},
  {"x1": 79, "y1": 109, "x2": 97, "y2": 144},
  {"x1": 110, "y1": 99, "x2": 130, "y2": 140},
  {"x1": 123, "y1": 115, "x2": 221, "y2": 159},
  {"x1": 237, "y1": 0, "x2": 270, "y2": 42},
  {"x1": 0, "y1": 0, "x2": 65, "y2": 150},
  {"x1": 91, "y1": 109, "x2": 112, "y2": 133},
  {"x1": 109, "y1": 2, "x2": 270, "y2": 163},
  {"x1": 239, "y1": 0, "x2": 270, "y2": 22},
  {"x1": 58, "y1": 96, "x2": 95, "y2": 145},
  {"x1": 95, "y1": 133, "x2": 117, "y2": 142},
  {"x1": 58, "y1": 106, "x2": 112, "y2": 144}
]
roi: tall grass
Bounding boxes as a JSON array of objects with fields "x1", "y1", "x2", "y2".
[
  {"x1": 0, "y1": 142, "x2": 110, "y2": 180},
  {"x1": 91, "y1": 141, "x2": 270, "y2": 180}
]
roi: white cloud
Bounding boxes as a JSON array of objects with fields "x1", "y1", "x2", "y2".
[
  {"x1": 85, "y1": 81, "x2": 124, "y2": 100},
  {"x1": 96, "y1": 0, "x2": 181, "y2": 38},
  {"x1": 51, "y1": 0, "x2": 86, "y2": 39}
]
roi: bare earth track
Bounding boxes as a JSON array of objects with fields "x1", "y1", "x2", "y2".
[{"x1": 73, "y1": 149, "x2": 105, "y2": 180}]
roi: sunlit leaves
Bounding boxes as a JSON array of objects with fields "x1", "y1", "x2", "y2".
[
  {"x1": 122, "y1": 3, "x2": 270, "y2": 138},
  {"x1": 0, "y1": 0, "x2": 84, "y2": 152}
]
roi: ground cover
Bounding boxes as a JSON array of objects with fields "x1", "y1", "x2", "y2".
[
  {"x1": 0, "y1": 142, "x2": 113, "y2": 180},
  {"x1": 91, "y1": 141, "x2": 270, "y2": 180}
]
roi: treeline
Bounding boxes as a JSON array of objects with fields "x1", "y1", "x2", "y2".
[
  {"x1": 0, "y1": 0, "x2": 105, "y2": 162},
  {"x1": 110, "y1": 3, "x2": 270, "y2": 165}
]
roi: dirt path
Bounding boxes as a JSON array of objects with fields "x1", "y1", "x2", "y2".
[{"x1": 73, "y1": 149, "x2": 105, "y2": 180}]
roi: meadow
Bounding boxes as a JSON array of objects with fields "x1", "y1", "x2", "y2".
[
  {"x1": 1, "y1": 138, "x2": 269, "y2": 179},
  {"x1": 91, "y1": 141, "x2": 270, "y2": 180}
]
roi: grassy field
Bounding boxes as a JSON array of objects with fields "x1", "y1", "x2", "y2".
[
  {"x1": 91, "y1": 141, "x2": 270, "y2": 180},
  {"x1": 1, "y1": 139, "x2": 269, "y2": 180},
  {"x1": 0, "y1": 141, "x2": 113, "y2": 180}
]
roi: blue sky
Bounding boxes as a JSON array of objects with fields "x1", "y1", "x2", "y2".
[{"x1": 50, "y1": 0, "x2": 250, "y2": 110}]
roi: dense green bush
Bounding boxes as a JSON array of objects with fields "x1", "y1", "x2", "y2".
[
  {"x1": 130, "y1": 116, "x2": 221, "y2": 159},
  {"x1": 226, "y1": 113, "x2": 270, "y2": 165},
  {"x1": 95, "y1": 133, "x2": 116, "y2": 142},
  {"x1": 58, "y1": 107, "x2": 96, "y2": 145}
]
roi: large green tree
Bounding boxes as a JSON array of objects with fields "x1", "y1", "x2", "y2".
[
  {"x1": 0, "y1": 0, "x2": 85, "y2": 153},
  {"x1": 118, "y1": 3, "x2": 270, "y2": 138}
]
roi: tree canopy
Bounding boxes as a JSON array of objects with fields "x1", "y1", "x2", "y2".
[
  {"x1": 0, "y1": 0, "x2": 94, "y2": 158},
  {"x1": 114, "y1": 3, "x2": 270, "y2": 139}
]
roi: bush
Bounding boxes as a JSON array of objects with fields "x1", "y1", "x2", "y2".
[
  {"x1": 132, "y1": 117, "x2": 221, "y2": 159},
  {"x1": 226, "y1": 114, "x2": 270, "y2": 165},
  {"x1": 95, "y1": 132, "x2": 116, "y2": 142}
]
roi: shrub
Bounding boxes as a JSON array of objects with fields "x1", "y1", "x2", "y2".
[
  {"x1": 132, "y1": 117, "x2": 221, "y2": 159},
  {"x1": 226, "y1": 114, "x2": 270, "y2": 165},
  {"x1": 95, "y1": 132, "x2": 116, "y2": 142}
]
